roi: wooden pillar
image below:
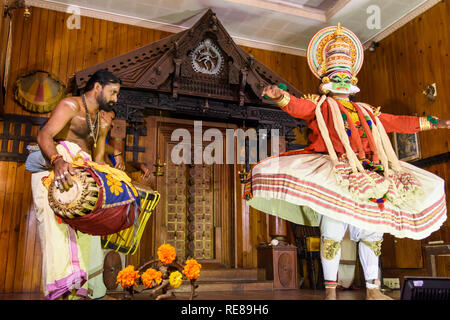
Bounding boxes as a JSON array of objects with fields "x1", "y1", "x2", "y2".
[
  {"x1": 269, "y1": 216, "x2": 288, "y2": 245},
  {"x1": 267, "y1": 133, "x2": 288, "y2": 245}
]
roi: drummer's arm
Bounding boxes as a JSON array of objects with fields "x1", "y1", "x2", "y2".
[
  {"x1": 93, "y1": 134, "x2": 107, "y2": 164},
  {"x1": 37, "y1": 99, "x2": 78, "y2": 190},
  {"x1": 101, "y1": 143, "x2": 125, "y2": 170},
  {"x1": 107, "y1": 138, "x2": 126, "y2": 170},
  {"x1": 93, "y1": 110, "x2": 122, "y2": 166}
]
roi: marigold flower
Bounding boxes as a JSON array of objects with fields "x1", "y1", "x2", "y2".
[
  {"x1": 157, "y1": 243, "x2": 177, "y2": 265},
  {"x1": 116, "y1": 265, "x2": 140, "y2": 288},
  {"x1": 182, "y1": 259, "x2": 202, "y2": 280},
  {"x1": 169, "y1": 271, "x2": 183, "y2": 288},
  {"x1": 141, "y1": 268, "x2": 162, "y2": 288}
]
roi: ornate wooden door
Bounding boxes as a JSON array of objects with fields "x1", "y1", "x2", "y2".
[
  {"x1": 165, "y1": 156, "x2": 215, "y2": 260},
  {"x1": 153, "y1": 119, "x2": 235, "y2": 267}
]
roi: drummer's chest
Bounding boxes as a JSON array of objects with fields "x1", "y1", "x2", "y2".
[{"x1": 69, "y1": 115, "x2": 92, "y2": 139}]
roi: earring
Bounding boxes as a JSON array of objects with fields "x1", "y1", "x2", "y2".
[
  {"x1": 319, "y1": 83, "x2": 330, "y2": 94},
  {"x1": 322, "y1": 76, "x2": 330, "y2": 84}
]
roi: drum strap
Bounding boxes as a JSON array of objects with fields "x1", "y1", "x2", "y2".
[
  {"x1": 125, "y1": 201, "x2": 140, "y2": 245},
  {"x1": 88, "y1": 268, "x2": 104, "y2": 280}
]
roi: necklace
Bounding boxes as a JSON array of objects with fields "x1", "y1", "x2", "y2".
[
  {"x1": 335, "y1": 96, "x2": 350, "y2": 101},
  {"x1": 337, "y1": 99, "x2": 356, "y2": 112},
  {"x1": 81, "y1": 94, "x2": 99, "y2": 148}
]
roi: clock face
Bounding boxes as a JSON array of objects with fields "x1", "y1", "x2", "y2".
[{"x1": 191, "y1": 39, "x2": 224, "y2": 76}]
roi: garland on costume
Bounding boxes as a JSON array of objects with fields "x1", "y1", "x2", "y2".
[{"x1": 315, "y1": 97, "x2": 423, "y2": 210}]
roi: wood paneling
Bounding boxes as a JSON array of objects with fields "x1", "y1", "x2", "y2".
[
  {"x1": 357, "y1": 1, "x2": 450, "y2": 272},
  {"x1": 0, "y1": 0, "x2": 9, "y2": 113},
  {"x1": 436, "y1": 255, "x2": 450, "y2": 277}
]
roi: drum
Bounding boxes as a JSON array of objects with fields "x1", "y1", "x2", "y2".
[
  {"x1": 48, "y1": 166, "x2": 142, "y2": 236},
  {"x1": 101, "y1": 182, "x2": 160, "y2": 255},
  {"x1": 48, "y1": 168, "x2": 99, "y2": 219}
]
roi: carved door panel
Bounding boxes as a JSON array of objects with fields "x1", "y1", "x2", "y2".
[
  {"x1": 187, "y1": 164, "x2": 214, "y2": 259},
  {"x1": 155, "y1": 120, "x2": 234, "y2": 266},
  {"x1": 165, "y1": 156, "x2": 188, "y2": 258},
  {"x1": 165, "y1": 150, "x2": 215, "y2": 260}
]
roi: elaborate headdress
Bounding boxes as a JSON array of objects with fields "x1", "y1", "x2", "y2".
[{"x1": 307, "y1": 23, "x2": 364, "y2": 94}]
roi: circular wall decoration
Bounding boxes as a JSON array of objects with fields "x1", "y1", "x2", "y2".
[
  {"x1": 14, "y1": 70, "x2": 66, "y2": 113},
  {"x1": 191, "y1": 38, "x2": 224, "y2": 76}
]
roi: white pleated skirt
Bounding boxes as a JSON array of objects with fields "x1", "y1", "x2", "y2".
[{"x1": 245, "y1": 153, "x2": 447, "y2": 240}]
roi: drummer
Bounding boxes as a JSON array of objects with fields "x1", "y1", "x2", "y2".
[{"x1": 29, "y1": 69, "x2": 122, "y2": 300}]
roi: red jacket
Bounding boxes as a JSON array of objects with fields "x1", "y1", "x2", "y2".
[{"x1": 281, "y1": 95, "x2": 420, "y2": 158}]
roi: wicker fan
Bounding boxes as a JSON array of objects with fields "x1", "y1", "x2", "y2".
[{"x1": 14, "y1": 70, "x2": 66, "y2": 113}]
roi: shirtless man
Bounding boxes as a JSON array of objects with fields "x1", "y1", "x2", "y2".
[
  {"x1": 37, "y1": 69, "x2": 121, "y2": 191},
  {"x1": 29, "y1": 69, "x2": 122, "y2": 300}
]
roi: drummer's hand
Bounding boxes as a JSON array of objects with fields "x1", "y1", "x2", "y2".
[
  {"x1": 54, "y1": 158, "x2": 75, "y2": 192},
  {"x1": 436, "y1": 119, "x2": 450, "y2": 129},
  {"x1": 114, "y1": 154, "x2": 126, "y2": 171},
  {"x1": 261, "y1": 85, "x2": 283, "y2": 100},
  {"x1": 140, "y1": 163, "x2": 152, "y2": 183},
  {"x1": 98, "y1": 110, "x2": 114, "y2": 138}
]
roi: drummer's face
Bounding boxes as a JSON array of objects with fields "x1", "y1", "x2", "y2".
[{"x1": 97, "y1": 83, "x2": 120, "y2": 109}]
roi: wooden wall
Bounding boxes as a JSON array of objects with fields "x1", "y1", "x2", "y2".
[
  {"x1": 357, "y1": 0, "x2": 450, "y2": 279},
  {"x1": 0, "y1": 6, "x2": 312, "y2": 293},
  {"x1": 0, "y1": 0, "x2": 8, "y2": 113}
]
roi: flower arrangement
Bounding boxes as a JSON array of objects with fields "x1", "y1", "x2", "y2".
[
  {"x1": 116, "y1": 243, "x2": 201, "y2": 300},
  {"x1": 116, "y1": 265, "x2": 140, "y2": 288},
  {"x1": 183, "y1": 258, "x2": 202, "y2": 280},
  {"x1": 169, "y1": 271, "x2": 183, "y2": 289},
  {"x1": 157, "y1": 243, "x2": 177, "y2": 265},
  {"x1": 141, "y1": 268, "x2": 162, "y2": 288}
]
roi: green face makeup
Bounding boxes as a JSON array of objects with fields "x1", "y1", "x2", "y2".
[{"x1": 330, "y1": 73, "x2": 351, "y2": 93}]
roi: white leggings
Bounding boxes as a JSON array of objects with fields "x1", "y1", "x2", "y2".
[{"x1": 319, "y1": 214, "x2": 383, "y2": 287}]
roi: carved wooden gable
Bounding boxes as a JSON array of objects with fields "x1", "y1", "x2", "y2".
[{"x1": 74, "y1": 9, "x2": 302, "y2": 107}]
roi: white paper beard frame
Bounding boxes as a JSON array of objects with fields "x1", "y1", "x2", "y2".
[{"x1": 322, "y1": 82, "x2": 360, "y2": 94}]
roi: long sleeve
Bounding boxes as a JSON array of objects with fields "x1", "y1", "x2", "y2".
[
  {"x1": 378, "y1": 112, "x2": 420, "y2": 134},
  {"x1": 278, "y1": 94, "x2": 317, "y2": 121}
]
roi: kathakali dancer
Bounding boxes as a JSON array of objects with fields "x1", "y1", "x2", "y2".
[
  {"x1": 245, "y1": 24, "x2": 449, "y2": 300},
  {"x1": 26, "y1": 70, "x2": 143, "y2": 300}
]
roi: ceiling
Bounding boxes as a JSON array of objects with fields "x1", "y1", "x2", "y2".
[{"x1": 29, "y1": 0, "x2": 437, "y2": 55}]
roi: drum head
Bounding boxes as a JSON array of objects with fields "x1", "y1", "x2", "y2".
[
  {"x1": 48, "y1": 168, "x2": 99, "y2": 218},
  {"x1": 103, "y1": 251, "x2": 122, "y2": 290},
  {"x1": 50, "y1": 177, "x2": 82, "y2": 206}
]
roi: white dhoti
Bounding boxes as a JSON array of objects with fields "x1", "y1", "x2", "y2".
[{"x1": 31, "y1": 141, "x2": 106, "y2": 300}]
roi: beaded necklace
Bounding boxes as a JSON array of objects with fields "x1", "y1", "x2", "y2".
[{"x1": 81, "y1": 94, "x2": 99, "y2": 148}]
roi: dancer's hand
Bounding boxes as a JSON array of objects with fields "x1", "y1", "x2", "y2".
[
  {"x1": 262, "y1": 85, "x2": 283, "y2": 100},
  {"x1": 436, "y1": 119, "x2": 450, "y2": 129}
]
